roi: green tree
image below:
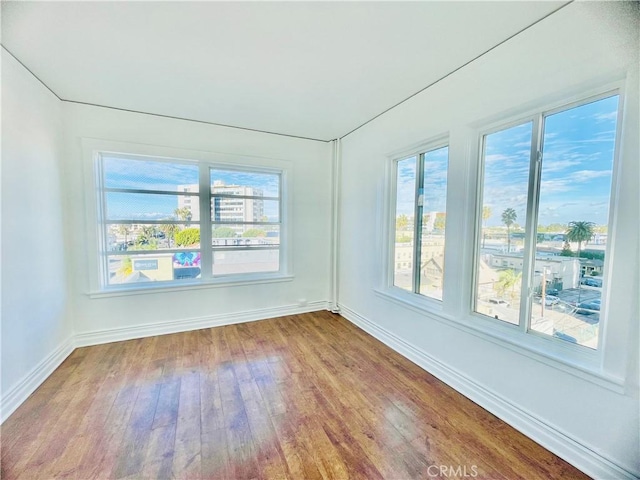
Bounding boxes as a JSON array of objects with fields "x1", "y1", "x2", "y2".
[
  {"x1": 496, "y1": 269, "x2": 522, "y2": 300},
  {"x1": 212, "y1": 227, "x2": 237, "y2": 238},
  {"x1": 501, "y1": 208, "x2": 517, "y2": 253},
  {"x1": 396, "y1": 214, "x2": 409, "y2": 230},
  {"x1": 242, "y1": 228, "x2": 267, "y2": 238},
  {"x1": 160, "y1": 222, "x2": 179, "y2": 248},
  {"x1": 174, "y1": 207, "x2": 193, "y2": 226},
  {"x1": 560, "y1": 241, "x2": 573, "y2": 257},
  {"x1": 434, "y1": 213, "x2": 446, "y2": 232},
  {"x1": 117, "y1": 224, "x2": 131, "y2": 245},
  {"x1": 117, "y1": 257, "x2": 132, "y2": 277},
  {"x1": 566, "y1": 221, "x2": 595, "y2": 302},
  {"x1": 175, "y1": 227, "x2": 200, "y2": 247},
  {"x1": 566, "y1": 221, "x2": 595, "y2": 260},
  {"x1": 133, "y1": 226, "x2": 158, "y2": 250}
]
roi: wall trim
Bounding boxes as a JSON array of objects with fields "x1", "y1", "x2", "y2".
[
  {"x1": 338, "y1": 303, "x2": 639, "y2": 480},
  {"x1": 74, "y1": 300, "x2": 330, "y2": 348},
  {"x1": 1, "y1": 336, "x2": 75, "y2": 424}
]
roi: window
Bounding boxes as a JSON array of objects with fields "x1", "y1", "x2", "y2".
[
  {"x1": 393, "y1": 144, "x2": 449, "y2": 301},
  {"x1": 474, "y1": 93, "x2": 620, "y2": 349},
  {"x1": 96, "y1": 154, "x2": 283, "y2": 289}
]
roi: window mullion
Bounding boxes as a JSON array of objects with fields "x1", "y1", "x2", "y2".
[
  {"x1": 413, "y1": 153, "x2": 425, "y2": 294},
  {"x1": 199, "y1": 165, "x2": 212, "y2": 279},
  {"x1": 97, "y1": 154, "x2": 110, "y2": 288},
  {"x1": 519, "y1": 114, "x2": 544, "y2": 332}
]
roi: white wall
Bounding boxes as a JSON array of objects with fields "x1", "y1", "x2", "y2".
[
  {"x1": 338, "y1": 2, "x2": 639, "y2": 478},
  {"x1": 62, "y1": 102, "x2": 332, "y2": 338},
  {"x1": 1, "y1": 50, "x2": 73, "y2": 413}
]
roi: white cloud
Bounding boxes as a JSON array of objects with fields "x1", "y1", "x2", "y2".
[{"x1": 570, "y1": 170, "x2": 612, "y2": 182}]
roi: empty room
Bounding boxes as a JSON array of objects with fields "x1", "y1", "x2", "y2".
[{"x1": 1, "y1": 1, "x2": 638, "y2": 479}]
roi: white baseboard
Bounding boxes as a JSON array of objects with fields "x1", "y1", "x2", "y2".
[
  {"x1": 339, "y1": 304, "x2": 639, "y2": 480},
  {"x1": 74, "y1": 300, "x2": 330, "y2": 347},
  {"x1": 1, "y1": 336, "x2": 75, "y2": 424},
  {"x1": 2, "y1": 301, "x2": 330, "y2": 425}
]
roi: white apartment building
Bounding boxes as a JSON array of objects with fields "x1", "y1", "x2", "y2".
[
  {"x1": 177, "y1": 181, "x2": 265, "y2": 233},
  {"x1": 489, "y1": 253, "x2": 580, "y2": 291}
]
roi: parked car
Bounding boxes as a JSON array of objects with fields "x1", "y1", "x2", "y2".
[
  {"x1": 577, "y1": 299, "x2": 601, "y2": 314},
  {"x1": 546, "y1": 288, "x2": 560, "y2": 296},
  {"x1": 581, "y1": 277, "x2": 602, "y2": 287},
  {"x1": 488, "y1": 298, "x2": 510, "y2": 307},
  {"x1": 535, "y1": 295, "x2": 559, "y2": 306}
]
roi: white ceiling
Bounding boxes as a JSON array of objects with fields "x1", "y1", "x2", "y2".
[{"x1": 2, "y1": 1, "x2": 567, "y2": 141}]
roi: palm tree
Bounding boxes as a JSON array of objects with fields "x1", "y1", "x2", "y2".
[
  {"x1": 566, "y1": 221, "x2": 595, "y2": 260},
  {"x1": 174, "y1": 207, "x2": 193, "y2": 227},
  {"x1": 160, "y1": 222, "x2": 179, "y2": 248},
  {"x1": 566, "y1": 221, "x2": 595, "y2": 302},
  {"x1": 501, "y1": 208, "x2": 517, "y2": 253},
  {"x1": 117, "y1": 224, "x2": 131, "y2": 245}
]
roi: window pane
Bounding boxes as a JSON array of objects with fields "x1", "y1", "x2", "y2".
[
  {"x1": 211, "y1": 169, "x2": 280, "y2": 197},
  {"x1": 107, "y1": 251, "x2": 201, "y2": 285},
  {"x1": 212, "y1": 198, "x2": 278, "y2": 223},
  {"x1": 475, "y1": 122, "x2": 533, "y2": 325},
  {"x1": 529, "y1": 95, "x2": 618, "y2": 348},
  {"x1": 419, "y1": 146, "x2": 448, "y2": 301},
  {"x1": 213, "y1": 249, "x2": 279, "y2": 275},
  {"x1": 105, "y1": 193, "x2": 200, "y2": 222},
  {"x1": 103, "y1": 157, "x2": 199, "y2": 191},
  {"x1": 107, "y1": 223, "x2": 199, "y2": 252},
  {"x1": 393, "y1": 157, "x2": 417, "y2": 291},
  {"x1": 212, "y1": 225, "x2": 280, "y2": 246}
]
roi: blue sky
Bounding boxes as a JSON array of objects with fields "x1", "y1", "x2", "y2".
[
  {"x1": 397, "y1": 95, "x2": 618, "y2": 230},
  {"x1": 396, "y1": 146, "x2": 449, "y2": 218},
  {"x1": 484, "y1": 95, "x2": 618, "y2": 228},
  {"x1": 103, "y1": 157, "x2": 280, "y2": 220}
]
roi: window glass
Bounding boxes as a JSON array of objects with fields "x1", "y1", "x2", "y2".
[
  {"x1": 97, "y1": 156, "x2": 283, "y2": 288},
  {"x1": 393, "y1": 156, "x2": 417, "y2": 292},
  {"x1": 211, "y1": 169, "x2": 280, "y2": 198},
  {"x1": 473, "y1": 94, "x2": 619, "y2": 349},
  {"x1": 419, "y1": 146, "x2": 449, "y2": 301},
  {"x1": 530, "y1": 96, "x2": 618, "y2": 348},
  {"x1": 475, "y1": 123, "x2": 533, "y2": 325},
  {"x1": 103, "y1": 157, "x2": 198, "y2": 191}
]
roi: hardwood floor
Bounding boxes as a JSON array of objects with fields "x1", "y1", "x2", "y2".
[{"x1": 1, "y1": 311, "x2": 589, "y2": 479}]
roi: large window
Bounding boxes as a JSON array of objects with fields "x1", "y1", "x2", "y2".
[
  {"x1": 96, "y1": 154, "x2": 283, "y2": 289},
  {"x1": 474, "y1": 93, "x2": 620, "y2": 349},
  {"x1": 393, "y1": 144, "x2": 449, "y2": 301}
]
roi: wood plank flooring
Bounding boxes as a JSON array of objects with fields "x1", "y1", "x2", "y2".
[{"x1": 1, "y1": 311, "x2": 589, "y2": 479}]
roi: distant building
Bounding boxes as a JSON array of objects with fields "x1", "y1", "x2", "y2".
[
  {"x1": 177, "y1": 181, "x2": 265, "y2": 234},
  {"x1": 394, "y1": 235, "x2": 445, "y2": 271},
  {"x1": 489, "y1": 253, "x2": 580, "y2": 290},
  {"x1": 579, "y1": 259, "x2": 604, "y2": 277}
]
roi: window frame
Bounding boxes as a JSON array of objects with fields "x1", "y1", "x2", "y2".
[
  {"x1": 377, "y1": 81, "x2": 629, "y2": 391},
  {"x1": 470, "y1": 87, "x2": 624, "y2": 356},
  {"x1": 83, "y1": 139, "x2": 292, "y2": 296},
  {"x1": 387, "y1": 136, "x2": 450, "y2": 306}
]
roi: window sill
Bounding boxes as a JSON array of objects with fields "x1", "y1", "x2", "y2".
[
  {"x1": 373, "y1": 288, "x2": 626, "y2": 394},
  {"x1": 88, "y1": 274, "x2": 294, "y2": 299}
]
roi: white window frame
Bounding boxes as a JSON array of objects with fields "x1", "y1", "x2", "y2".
[
  {"x1": 384, "y1": 136, "x2": 450, "y2": 311},
  {"x1": 83, "y1": 139, "x2": 292, "y2": 297},
  {"x1": 468, "y1": 87, "x2": 624, "y2": 360},
  {"x1": 376, "y1": 80, "x2": 629, "y2": 392}
]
